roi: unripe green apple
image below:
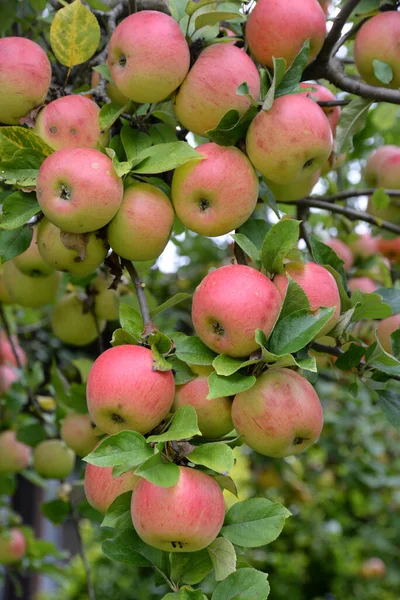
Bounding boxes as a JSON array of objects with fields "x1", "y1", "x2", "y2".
[
  {"x1": 2, "y1": 260, "x2": 60, "y2": 308},
  {"x1": 13, "y1": 226, "x2": 54, "y2": 276},
  {"x1": 0, "y1": 430, "x2": 31, "y2": 474},
  {"x1": 61, "y1": 412, "x2": 99, "y2": 457},
  {"x1": 85, "y1": 458, "x2": 139, "y2": 514},
  {"x1": 0, "y1": 37, "x2": 51, "y2": 125},
  {"x1": 266, "y1": 171, "x2": 320, "y2": 202},
  {"x1": 326, "y1": 239, "x2": 353, "y2": 272},
  {"x1": 347, "y1": 277, "x2": 377, "y2": 294},
  {"x1": 33, "y1": 439, "x2": 75, "y2": 479},
  {"x1": 131, "y1": 467, "x2": 225, "y2": 552},
  {"x1": 51, "y1": 293, "x2": 106, "y2": 347},
  {"x1": 376, "y1": 313, "x2": 400, "y2": 354},
  {"x1": 91, "y1": 71, "x2": 131, "y2": 107},
  {"x1": 92, "y1": 274, "x2": 119, "y2": 321},
  {"x1": 0, "y1": 529, "x2": 26, "y2": 565}
]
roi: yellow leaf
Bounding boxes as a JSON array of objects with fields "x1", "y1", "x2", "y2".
[
  {"x1": 0, "y1": 127, "x2": 53, "y2": 160},
  {"x1": 36, "y1": 395, "x2": 57, "y2": 411}
]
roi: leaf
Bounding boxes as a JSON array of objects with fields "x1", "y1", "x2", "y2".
[
  {"x1": 0, "y1": 127, "x2": 53, "y2": 160},
  {"x1": 276, "y1": 41, "x2": 310, "y2": 97},
  {"x1": 132, "y1": 142, "x2": 202, "y2": 174},
  {"x1": 256, "y1": 330, "x2": 317, "y2": 371},
  {"x1": 212, "y1": 354, "x2": 260, "y2": 377},
  {"x1": 206, "y1": 106, "x2": 258, "y2": 147},
  {"x1": 188, "y1": 443, "x2": 234, "y2": 473},
  {"x1": 50, "y1": 0, "x2": 101, "y2": 67},
  {"x1": 372, "y1": 59, "x2": 393, "y2": 85},
  {"x1": 170, "y1": 357, "x2": 197, "y2": 386},
  {"x1": 102, "y1": 529, "x2": 160, "y2": 567},
  {"x1": 83, "y1": 431, "x2": 153, "y2": 471},
  {"x1": 92, "y1": 63, "x2": 113, "y2": 83},
  {"x1": 186, "y1": 0, "x2": 242, "y2": 16},
  {"x1": 151, "y1": 343, "x2": 174, "y2": 373},
  {"x1": 16, "y1": 421, "x2": 47, "y2": 447},
  {"x1": 169, "y1": 0, "x2": 189, "y2": 21},
  {"x1": 212, "y1": 568, "x2": 270, "y2": 600},
  {"x1": 41, "y1": 499, "x2": 70, "y2": 525},
  {"x1": 237, "y1": 219, "x2": 271, "y2": 251},
  {"x1": 110, "y1": 328, "x2": 138, "y2": 347},
  {"x1": 335, "y1": 343, "x2": 365, "y2": 370},
  {"x1": 207, "y1": 371, "x2": 256, "y2": 400},
  {"x1": 171, "y1": 550, "x2": 213, "y2": 585},
  {"x1": 0, "y1": 149, "x2": 43, "y2": 188},
  {"x1": 278, "y1": 276, "x2": 310, "y2": 321},
  {"x1": 310, "y1": 235, "x2": 347, "y2": 288},
  {"x1": 371, "y1": 187, "x2": 391, "y2": 210},
  {"x1": 261, "y1": 220, "x2": 300, "y2": 274},
  {"x1": 119, "y1": 304, "x2": 143, "y2": 340},
  {"x1": 195, "y1": 11, "x2": 241, "y2": 30},
  {"x1": 336, "y1": 97, "x2": 373, "y2": 155},
  {"x1": 102, "y1": 492, "x2": 133, "y2": 531},
  {"x1": 0, "y1": 226, "x2": 33, "y2": 262},
  {"x1": 375, "y1": 288, "x2": 400, "y2": 314},
  {"x1": 351, "y1": 291, "x2": 392, "y2": 321},
  {"x1": 151, "y1": 293, "x2": 192, "y2": 318},
  {"x1": 378, "y1": 390, "x2": 400, "y2": 431},
  {"x1": 174, "y1": 334, "x2": 218, "y2": 365},
  {"x1": 0, "y1": 193, "x2": 40, "y2": 230},
  {"x1": 149, "y1": 123, "x2": 178, "y2": 144},
  {"x1": 262, "y1": 57, "x2": 287, "y2": 110},
  {"x1": 100, "y1": 102, "x2": 129, "y2": 132},
  {"x1": 267, "y1": 307, "x2": 335, "y2": 355},
  {"x1": 163, "y1": 590, "x2": 206, "y2": 600},
  {"x1": 230, "y1": 233, "x2": 260, "y2": 264},
  {"x1": 120, "y1": 126, "x2": 153, "y2": 162},
  {"x1": 135, "y1": 454, "x2": 180, "y2": 487},
  {"x1": 208, "y1": 537, "x2": 236, "y2": 582},
  {"x1": 213, "y1": 475, "x2": 238, "y2": 497},
  {"x1": 147, "y1": 405, "x2": 201, "y2": 442}
]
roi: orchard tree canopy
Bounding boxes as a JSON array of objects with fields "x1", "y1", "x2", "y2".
[{"x1": 0, "y1": 1, "x2": 400, "y2": 599}]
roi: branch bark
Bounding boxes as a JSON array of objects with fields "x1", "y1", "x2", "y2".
[{"x1": 121, "y1": 259, "x2": 154, "y2": 331}]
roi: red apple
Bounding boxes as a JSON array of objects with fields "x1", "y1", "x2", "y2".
[
  {"x1": 61, "y1": 412, "x2": 99, "y2": 457},
  {"x1": 0, "y1": 529, "x2": 26, "y2": 565},
  {"x1": 377, "y1": 236, "x2": 400, "y2": 262},
  {"x1": 326, "y1": 239, "x2": 353, "y2": 271},
  {"x1": 350, "y1": 233, "x2": 379, "y2": 258},
  {"x1": 33, "y1": 439, "x2": 75, "y2": 479},
  {"x1": 85, "y1": 458, "x2": 139, "y2": 514},
  {"x1": 0, "y1": 430, "x2": 31, "y2": 474},
  {"x1": 376, "y1": 313, "x2": 400, "y2": 354},
  {"x1": 0, "y1": 365, "x2": 19, "y2": 397},
  {"x1": 364, "y1": 146, "x2": 400, "y2": 186},
  {"x1": 300, "y1": 82, "x2": 340, "y2": 135},
  {"x1": 347, "y1": 277, "x2": 377, "y2": 294}
]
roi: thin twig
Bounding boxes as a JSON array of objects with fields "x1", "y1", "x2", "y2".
[
  {"x1": 70, "y1": 513, "x2": 96, "y2": 600},
  {"x1": 317, "y1": 99, "x2": 351, "y2": 107},
  {"x1": 297, "y1": 206, "x2": 312, "y2": 254},
  {"x1": 121, "y1": 259, "x2": 153, "y2": 329},
  {"x1": 312, "y1": 188, "x2": 400, "y2": 204},
  {"x1": 317, "y1": 0, "x2": 362, "y2": 63}
]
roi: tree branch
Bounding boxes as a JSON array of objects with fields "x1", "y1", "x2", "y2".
[
  {"x1": 318, "y1": 0, "x2": 362, "y2": 63},
  {"x1": 121, "y1": 259, "x2": 154, "y2": 331},
  {"x1": 311, "y1": 188, "x2": 400, "y2": 203},
  {"x1": 70, "y1": 512, "x2": 96, "y2": 600}
]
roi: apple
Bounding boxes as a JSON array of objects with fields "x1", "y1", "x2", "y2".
[
  {"x1": 36, "y1": 147, "x2": 124, "y2": 234},
  {"x1": 366, "y1": 150, "x2": 400, "y2": 223},
  {"x1": 274, "y1": 262, "x2": 340, "y2": 335},
  {"x1": 350, "y1": 233, "x2": 379, "y2": 258},
  {"x1": 173, "y1": 44, "x2": 260, "y2": 137},
  {"x1": 92, "y1": 274, "x2": 120, "y2": 321},
  {"x1": 354, "y1": 12, "x2": 400, "y2": 88},
  {"x1": 0, "y1": 331, "x2": 27, "y2": 368},
  {"x1": 86, "y1": 345, "x2": 175, "y2": 435},
  {"x1": 347, "y1": 277, "x2": 377, "y2": 294},
  {"x1": 0, "y1": 430, "x2": 31, "y2": 474},
  {"x1": 61, "y1": 412, "x2": 99, "y2": 457},
  {"x1": 2, "y1": 260, "x2": 60, "y2": 308},
  {"x1": 85, "y1": 460, "x2": 139, "y2": 515},
  {"x1": 266, "y1": 170, "x2": 320, "y2": 202},
  {"x1": 33, "y1": 439, "x2": 75, "y2": 479},
  {"x1": 246, "y1": 95, "x2": 333, "y2": 184},
  {"x1": 364, "y1": 146, "x2": 400, "y2": 186},
  {"x1": 325, "y1": 239, "x2": 353, "y2": 271},
  {"x1": 0, "y1": 365, "x2": 18, "y2": 396},
  {"x1": 107, "y1": 11, "x2": 190, "y2": 103},
  {"x1": 13, "y1": 226, "x2": 54, "y2": 276},
  {"x1": 51, "y1": 293, "x2": 106, "y2": 346},
  {"x1": 0, "y1": 529, "x2": 26, "y2": 565},
  {"x1": 192, "y1": 264, "x2": 282, "y2": 357},
  {"x1": 173, "y1": 376, "x2": 233, "y2": 439},
  {"x1": 232, "y1": 368, "x2": 323, "y2": 457},
  {"x1": 376, "y1": 313, "x2": 400, "y2": 354},
  {"x1": 245, "y1": 0, "x2": 326, "y2": 68},
  {"x1": 107, "y1": 182, "x2": 174, "y2": 261},
  {"x1": 377, "y1": 236, "x2": 400, "y2": 262},
  {"x1": 131, "y1": 466, "x2": 225, "y2": 552},
  {"x1": 91, "y1": 70, "x2": 131, "y2": 107},
  {"x1": 0, "y1": 37, "x2": 51, "y2": 125},
  {"x1": 171, "y1": 143, "x2": 259, "y2": 236},
  {"x1": 37, "y1": 218, "x2": 108, "y2": 276},
  {"x1": 0, "y1": 265, "x2": 12, "y2": 304},
  {"x1": 300, "y1": 82, "x2": 340, "y2": 135},
  {"x1": 360, "y1": 557, "x2": 386, "y2": 579}
]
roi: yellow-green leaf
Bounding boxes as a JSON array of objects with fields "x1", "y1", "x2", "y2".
[{"x1": 0, "y1": 127, "x2": 53, "y2": 161}]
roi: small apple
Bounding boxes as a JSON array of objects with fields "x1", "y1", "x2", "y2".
[
  {"x1": 347, "y1": 277, "x2": 377, "y2": 294},
  {"x1": 0, "y1": 430, "x2": 31, "y2": 474},
  {"x1": 61, "y1": 412, "x2": 99, "y2": 457},
  {"x1": 360, "y1": 557, "x2": 386, "y2": 579},
  {"x1": 326, "y1": 239, "x2": 353, "y2": 272},
  {"x1": 85, "y1": 459, "x2": 139, "y2": 514},
  {"x1": 13, "y1": 225, "x2": 54, "y2": 276},
  {"x1": 51, "y1": 293, "x2": 106, "y2": 347},
  {"x1": 92, "y1": 274, "x2": 120, "y2": 321},
  {"x1": 0, "y1": 529, "x2": 26, "y2": 565},
  {"x1": 33, "y1": 439, "x2": 75, "y2": 479},
  {"x1": 2, "y1": 260, "x2": 60, "y2": 308},
  {"x1": 376, "y1": 313, "x2": 400, "y2": 354}
]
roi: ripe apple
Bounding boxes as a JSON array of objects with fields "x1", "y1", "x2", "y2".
[
  {"x1": 86, "y1": 345, "x2": 175, "y2": 435},
  {"x1": 366, "y1": 150, "x2": 400, "y2": 223},
  {"x1": 61, "y1": 412, "x2": 99, "y2": 457},
  {"x1": 131, "y1": 466, "x2": 225, "y2": 552},
  {"x1": 192, "y1": 265, "x2": 282, "y2": 357},
  {"x1": 245, "y1": 0, "x2": 326, "y2": 68},
  {"x1": 300, "y1": 82, "x2": 340, "y2": 135},
  {"x1": 33, "y1": 439, "x2": 75, "y2": 479},
  {"x1": 92, "y1": 274, "x2": 120, "y2": 321},
  {"x1": 37, "y1": 218, "x2": 108, "y2": 276},
  {"x1": 91, "y1": 70, "x2": 131, "y2": 107},
  {"x1": 173, "y1": 376, "x2": 233, "y2": 439},
  {"x1": 376, "y1": 313, "x2": 400, "y2": 354},
  {"x1": 347, "y1": 277, "x2": 377, "y2": 294},
  {"x1": 2, "y1": 260, "x2": 60, "y2": 308},
  {"x1": 171, "y1": 143, "x2": 259, "y2": 236},
  {"x1": 0, "y1": 37, "x2": 51, "y2": 125},
  {"x1": 274, "y1": 262, "x2": 340, "y2": 335},
  {"x1": 107, "y1": 11, "x2": 190, "y2": 103},
  {"x1": 350, "y1": 233, "x2": 379, "y2": 258},
  {"x1": 36, "y1": 147, "x2": 123, "y2": 234},
  {"x1": 360, "y1": 557, "x2": 386, "y2": 579},
  {"x1": 107, "y1": 182, "x2": 174, "y2": 261},
  {"x1": 173, "y1": 44, "x2": 260, "y2": 137},
  {"x1": 51, "y1": 293, "x2": 106, "y2": 346},
  {"x1": 364, "y1": 146, "x2": 400, "y2": 186},
  {"x1": 326, "y1": 239, "x2": 353, "y2": 271},
  {"x1": 266, "y1": 170, "x2": 320, "y2": 202},
  {"x1": 0, "y1": 430, "x2": 31, "y2": 474},
  {"x1": 0, "y1": 331, "x2": 27, "y2": 368},
  {"x1": 246, "y1": 95, "x2": 333, "y2": 184},
  {"x1": 377, "y1": 236, "x2": 400, "y2": 262},
  {"x1": 13, "y1": 226, "x2": 54, "y2": 276},
  {"x1": 354, "y1": 12, "x2": 400, "y2": 88},
  {"x1": 232, "y1": 368, "x2": 323, "y2": 457},
  {"x1": 85, "y1": 460, "x2": 139, "y2": 514},
  {"x1": 0, "y1": 529, "x2": 26, "y2": 565}
]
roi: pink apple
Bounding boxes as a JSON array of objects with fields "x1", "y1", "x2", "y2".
[
  {"x1": 300, "y1": 82, "x2": 340, "y2": 135},
  {"x1": 360, "y1": 558, "x2": 386, "y2": 579},
  {"x1": 364, "y1": 146, "x2": 400, "y2": 186},
  {"x1": 367, "y1": 150, "x2": 400, "y2": 224},
  {"x1": 0, "y1": 364, "x2": 19, "y2": 396},
  {"x1": 61, "y1": 412, "x2": 99, "y2": 457},
  {"x1": 85, "y1": 459, "x2": 139, "y2": 514},
  {"x1": 0, "y1": 430, "x2": 31, "y2": 474},
  {"x1": 326, "y1": 239, "x2": 353, "y2": 271},
  {"x1": 376, "y1": 313, "x2": 400, "y2": 354},
  {"x1": 13, "y1": 225, "x2": 54, "y2": 277},
  {"x1": 350, "y1": 233, "x2": 379, "y2": 258},
  {"x1": 347, "y1": 277, "x2": 377, "y2": 294},
  {"x1": 51, "y1": 293, "x2": 106, "y2": 347},
  {"x1": 0, "y1": 529, "x2": 26, "y2": 565},
  {"x1": 33, "y1": 439, "x2": 75, "y2": 479}
]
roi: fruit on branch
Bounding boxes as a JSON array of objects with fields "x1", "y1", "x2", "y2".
[
  {"x1": 326, "y1": 239, "x2": 353, "y2": 272},
  {"x1": 0, "y1": 37, "x2": 51, "y2": 125},
  {"x1": 86, "y1": 345, "x2": 175, "y2": 435},
  {"x1": 33, "y1": 440, "x2": 75, "y2": 480},
  {"x1": 131, "y1": 466, "x2": 225, "y2": 552},
  {"x1": 376, "y1": 314, "x2": 400, "y2": 354},
  {"x1": 13, "y1": 226, "x2": 54, "y2": 277},
  {"x1": 107, "y1": 11, "x2": 190, "y2": 103},
  {"x1": 171, "y1": 143, "x2": 259, "y2": 236},
  {"x1": 192, "y1": 265, "x2": 282, "y2": 357},
  {"x1": 0, "y1": 430, "x2": 31, "y2": 474},
  {"x1": 36, "y1": 148, "x2": 123, "y2": 234},
  {"x1": 0, "y1": 529, "x2": 26, "y2": 565},
  {"x1": 231, "y1": 368, "x2": 323, "y2": 457},
  {"x1": 350, "y1": 233, "x2": 379, "y2": 258},
  {"x1": 34, "y1": 95, "x2": 107, "y2": 151},
  {"x1": 51, "y1": 293, "x2": 106, "y2": 346},
  {"x1": 173, "y1": 44, "x2": 260, "y2": 136},
  {"x1": 347, "y1": 277, "x2": 377, "y2": 294},
  {"x1": 245, "y1": 0, "x2": 326, "y2": 68},
  {"x1": 360, "y1": 557, "x2": 386, "y2": 579},
  {"x1": 0, "y1": 331, "x2": 27, "y2": 368},
  {"x1": 61, "y1": 412, "x2": 99, "y2": 457},
  {"x1": 354, "y1": 11, "x2": 400, "y2": 89},
  {"x1": 107, "y1": 182, "x2": 174, "y2": 261},
  {"x1": 91, "y1": 71, "x2": 130, "y2": 107},
  {"x1": 274, "y1": 262, "x2": 340, "y2": 335},
  {"x1": 2, "y1": 260, "x2": 60, "y2": 308},
  {"x1": 84, "y1": 459, "x2": 139, "y2": 514},
  {"x1": 266, "y1": 171, "x2": 320, "y2": 202},
  {"x1": 364, "y1": 146, "x2": 400, "y2": 186},
  {"x1": 377, "y1": 236, "x2": 400, "y2": 262},
  {"x1": 37, "y1": 218, "x2": 108, "y2": 276},
  {"x1": 299, "y1": 82, "x2": 341, "y2": 135},
  {"x1": 92, "y1": 274, "x2": 120, "y2": 321},
  {"x1": 246, "y1": 95, "x2": 333, "y2": 184},
  {"x1": 173, "y1": 376, "x2": 233, "y2": 439},
  {"x1": 0, "y1": 365, "x2": 19, "y2": 396}
]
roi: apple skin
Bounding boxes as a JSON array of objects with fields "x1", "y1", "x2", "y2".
[
  {"x1": 173, "y1": 44, "x2": 260, "y2": 137},
  {"x1": 0, "y1": 430, "x2": 31, "y2": 474},
  {"x1": 87, "y1": 345, "x2": 175, "y2": 435},
  {"x1": 376, "y1": 313, "x2": 400, "y2": 354},
  {"x1": 364, "y1": 146, "x2": 400, "y2": 186},
  {"x1": 107, "y1": 11, "x2": 190, "y2": 103},
  {"x1": 92, "y1": 274, "x2": 119, "y2": 321},
  {"x1": 266, "y1": 170, "x2": 320, "y2": 202},
  {"x1": 173, "y1": 376, "x2": 233, "y2": 439},
  {"x1": 37, "y1": 218, "x2": 108, "y2": 276},
  {"x1": 326, "y1": 239, "x2": 353, "y2": 272},
  {"x1": 131, "y1": 466, "x2": 225, "y2": 552},
  {"x1": 33, "y1": 439, "x2": 75, "y2": 479},
  {"x1": 0, "y1": 529, "x2": 26, "y2": 565},
  {"x1": 0, "y1": 37, "x2": 51, "y2": 125},
  {"x1": 245, "y1": 0, "x2": 326, "y2": 68},
  {"x1": 107, "y1": 183, "x2": 174, "y2": 261},
  {"x1": 171, "y1": 143, "x2": 258, "y2": 237},
  {"x1": 0, "y1": 364, "x2": 22, "y2": 398},
  {"x1": 13, "y1": 226, "x2": 54, "y2": 277},
  {"x1": 85, "y1": 460, "x2": 139, "y2": 514},
  {"x1": 0, "y1": 331, "x2": 27, "y2": 368},
  {"x1": 0, "y1": 266, "x2": 12, "y2": 304},
  {"x1": 274, "y1": 262, "x2": 340, "y2": 336},
  {"x1": 354, "y1": 12, "x2": 400, "y2": 88},
  {"x1": 360, "y1": 557, "x2": 386, "y2": 580},
  {"x1": 2, "y1": 260, "x2": 60, "y2": 308},
  {"x1": 299, "y1": 82, "x2": 340, "y2": 135},
  {"x1": 366, "y1": 150, "x2": 400, "y2": 224},
  {"x1": 61, "y1": 412, "x2": 99, "y2": 457},
  {"x1": 232, "y1": 368, "x2": 323, "y2": 457},
  {"x1": 377, "y1": 236, "x2": 400, "y2": 262},
  {"x1": 350, "y1": 233, "x2": 379, "y2": 258},
  {"x1": 347, "y1": 277, "x2": 377, "y2": 294},
  {"x1": 246, "y1": 95, "x2": 333, "y2": 184},
  {"x1": 36, "y1": 148, "x2": 123, "y2": 234},
  {"x1": 51, "y1": 293, "x2": 106, "y2": 347}
]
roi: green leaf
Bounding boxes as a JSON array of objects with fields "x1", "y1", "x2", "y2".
[
  {"x1": 151, "y1": 343, "x2": 174, "y2": 372},
  {"x1": 336, "y1": 97, "x2": 373, "y2": 155},
  {"x1": 206, "y1": 106, "x2": 258, "y2": 147},
  {"x1": 372, "y1": 59, "x2": 393, "y2": 85},
  {"x1": 351, "y1": 291, "x2": 392, "y2": 321},
  {"x1": 174, "y1": 334, "x2": 218, "y2": 366},
  {"x1": 0, "y1": 127, "x2": 53, "y2": 160},
  {"x1": 375, "y1": 288, "x2": 400, "y2": 314},
  {"x1": 188, "y1": 443, "x2": 234, "y2": 473},
  {"x1": 276, "y1": 41, "x2": 310, "y2": 97},
  {"x1": 102, "y1": 492, "x2": 133, "y2": 531},
  {"x1": 100, "y1": 102, "x2": 129, "y2": 132},
  {"x1": 262, "y1": 57, "x2": 287, "y2": 110},
  {"x1": 195, "y1": 11, "x2": 241, "y2": 30},
  {"x1": 149, "y1": 123, "x2": 178, "y2": 144},
  {"x1": 171, "y1": 550, "x2": 213, "y2": 585},
  {"x1": 41, "y1": 499, "x2": 70, "y2": 525},
  {"x1": 212, "y1": 475, "x2": 238, "y2": 497},
  {"x1": 0, "y1": 193, "x2": 40, "y2": 230},
  {"x1": 151, "y1": 293, "x2": 192, "y2": 318},
  {"x1": 212, "y1": 354, "x2": 260, "y2": 377},
  {"x1": 162, "y1": 590, "x2": 206, "y2": 600},
  {"x1": 92, "y1": 63, "x2": 113, "y2": 83},
  {"x1": 371, "y1": 187, "x2": 391, "y2": 210},
  {"x1": 237, "y1": 219, "x2": 271, "y2": 251},
  {"x1": 230, "y1": 233, "x2": 260, "y2": 264},
  {"x1": 170, "y1": 0, "x2": 189, "y2": 21},
  {"x1": 16, "y1": 421, "x2": 47, "y2": 447},
  {"x1": 377, "y1": 390, "x2": 400, "y2": 431},
  {"x1": 50, "y1": 0, "x2": 101, "y2": 67},
  {"x1": 121, "y1": 126, "x2": 153, "y2": 162},
  {"x1": 110, "y1": 328, "x2": 138, "y2": 347},
  {"x1": 267, "y1": 307, "x2": 335, "y2": 355},
  {"x1": 135, "y1": 454, "x2": 180, "y2": 487},
  {"x1": 335, "y1": 343, "x2": 365, "y2": 370},
  {"x1": 0, "y1": 226, "x2": 33, "y2": 262},
  {"x1": 132, "y1": 142, "x2": 202, "y2": 174},
  {"x1": 212, "y1": 568, "x2": 270, "y2": 600},
  {"x1": 0, "y1": 149, "x2": 43, "y2": 188},
  {"x1": 208, "y1": 537, "x2": 236, "y2": 582},
  {"x1": 207, "y1": 371, "x2": 256, "y2": 400},
  {"x1": 256, "y1": 330, "x2": 317, "y2": 371},
  {"x1": 170, "y1": 357, "x2": 197, "y2": 386},
  {"x1": 278, "y1": 276, "x2": 310, "y2": 321},
  {"x1": 147, "y1": 405, "x2": 201, "y2": 442},
  {"x1": 83, "y1": 431, "x2": 153, "y2": 471},
  {"x1": 102, "y1": 529, "x2": 159, "y2": 567},
  {"x1": 119, "y1": 304, "x2": 143, "y2": 340},
  {"x1": 310, "y1": 235, "x2": 346, "y2": 287},
  {"x1": 261, "y1": 220, "x2": 300, "y2": 274},
  {"x1": 186, "y1": 0, "x2": 242, "y2": 16}
]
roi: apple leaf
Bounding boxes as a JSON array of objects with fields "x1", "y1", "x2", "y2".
[
  {"x1": 0, "y1": 127, "x2": 53, "y2": 161},
  {"x1": 120, "y1": 126, "x2": 152, "y2": 162},
  {"x1": 372, "y1": 59, "x2": 393, "y2": 85},
  {"x1": 212, "y1": 567, "x2": 270, "y2": 600},
  {"x1": 230, "y1": 233, "x2": 260, "y2": 264},
  {"x1": 147, "y1": 405, "x2": 201, "y2": 442},
  {"x1": 100, "y1": 102, "x2": 130, "y2": 132},
  {"x1": 207, "y1": 371, "x2": 256, "y2": 400},
  {"x1": 0, "y1": 192, "x2": 40, "y2": 230},
  {"x1": 267, "y1": 307, "x2": 335, "y2": 355},
  {"x1": 135, "y1": 454, "x2": 180, "y2": 487},
  {"x1": 208, "y1": 537, "x2": 236, "y2": 582},
  {"x1": 212, "y1": 354, "x2": 261, "y2": 377},
  {"x1": 262, "y1": 57, "x2": 287, "y2": 111},
  {"x1": 374, "y1": 288, "x2": 400, "y2": 314},
  {"x1": 102, "y1": 492, "x2": 133, "y2": 531},
  {"x1": 40, "y1": 499, "x2": 70, "y2": 525},
  {"x1": 171, "y1": 550, "x2": 213, "y2": 586},
  {"x1": 371, "y1": 187, "x2": 391, "y2": 210},
  {"x1": 206, "y1": 106, "x2": 258, "y2": 147},
  {"x1": 336, "y1": 97, "x2": 373, "y2": 155},
  {"x1": 149, "y1": 123, "x2": 178, "y2": 144},
  {"x1": 151, "y1": 293, "x2": 192, "y2": 318},
  {"x1": 335, "y1": 343, "x2": 365, "y2": 371},
  {"x1": 170, "y1": 356, "x2": 197, "y2": 385},
  {"x1": 237, "y1": 219, "x2": 271, "y2": 251},
  {"x1": 276, "y1": 40, "x2": 310, "y2": 97},
  {"x1": 102, "y1": 529, "x2": 160, "y2": 567},
  {"x1": 351, "y1": 291, "x2": 392, "y2": 321},
  {"x1": 278, "y1": 276, "x2": 310, "y2": 321},
  {"x1": 260, "y1": 219, "x2": 301, "y2": 274},
  {"x1": 110, "y1": 328, "x2": 138, "y2": 347},
  {"x1": 310, "y1": 235, "x2": 347, "y2": 287},
  {"x1": 212, "y1": 475, "x2": 238, "y2": 497},
  {"x1": 188, "y1": 443, "x2": 234, "y2": 474},
  {"x1": 185, "y1": 0, "x2": 242, "y2": 17},
  {"x1": 83, "y1": 431, "x2": 153, "y2": 469},
  {"x1": 92, "y1": 63, "x2": 113, "y2": 82},
  {"x1": 119, "y1": 304, "x2": 143, "y2": 341},
  {"x1": 174, "y1": 334, "x2": 218, "y2": 365},
  {"x1": 255, "y1": 330, "x2": 317, "y2": 372},
  {"x1": 162, "y1": 590, "x2": 206, "y2": 600},
  {"x1": 377, "y1": 390, "x2": 400, "y2": 431},
  {"x1": 195, "y1": 11, "x2": 242, "y2": 30},
  {"x1": 0, "y1": 226, "x2": 33, "y2": 262},
  {"x1": 132, "y1": 142, "x2": 202, "y2": 174}
]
